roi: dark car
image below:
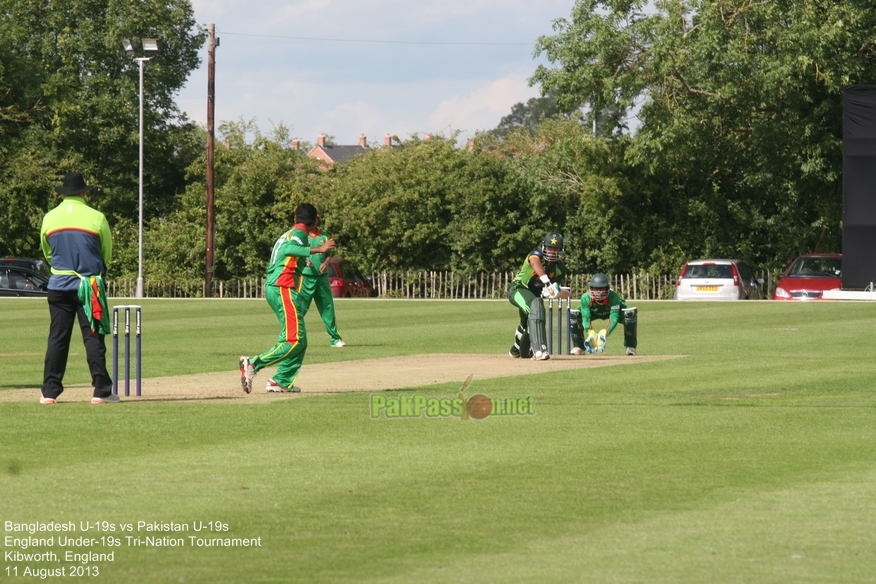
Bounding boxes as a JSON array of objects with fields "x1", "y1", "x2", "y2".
[
  {"x1": 772, "y1": 253, "x2": 842, "y2": 300},
  {"x1": 0, "y1": 266, "x2": 49, "y2": 297},
  {"x1": 0, "y1": 257, "x2": 51, "y2": 278},
  {"x1": 327, "y1": 258, "x2": 376, "y2": 298}
]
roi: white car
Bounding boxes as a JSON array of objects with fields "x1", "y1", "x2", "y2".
[{"x1": 674, "y1": 259, "x2": 764, "y2": 300}]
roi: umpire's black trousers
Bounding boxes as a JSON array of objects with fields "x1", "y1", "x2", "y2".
[{"x1": 42, "y1": 289, "x2": 113, "y2": 399}]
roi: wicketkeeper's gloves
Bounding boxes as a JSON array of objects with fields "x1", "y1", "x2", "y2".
[
  {"x1": 584, "y1": 329, "x2": 597, "y2": 354},
  {"x1": 597, "y1": 329, "x2": 608, "y2": 353}
]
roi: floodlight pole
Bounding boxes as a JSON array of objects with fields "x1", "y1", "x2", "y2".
[
  {"x1": 205, "y1": 24, "x2": 217, "y2": 297},
  {"x1": 123, "y1": 37, "x2": 157, "y2": 298},
  {"x1": 136, "y1": 57, "x2": 149, "y2": 298}
]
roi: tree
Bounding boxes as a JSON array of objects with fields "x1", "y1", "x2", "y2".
[
  {"x1": 144, "y1": 119, "x2": 324, "y2": 281},
  {"x1": 320, "y1": 136, "x2": 458, "y2": 272},
  {"x1": 490, "y1": 89, "x2": 568, "y2": 138},
  {"x1": 532, "y1": 0, "x2": 876, "y2": 269},
  {"x1": 478, "y1": 119, "x2": 648, "y2": 274},
  {"x1": 0, "y1": 0, "x2": 204, "y2": 269}
]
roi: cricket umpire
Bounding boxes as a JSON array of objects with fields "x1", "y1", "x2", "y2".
[{"x1": 39, "y1": 172, "x2": 115, "y2": 404}]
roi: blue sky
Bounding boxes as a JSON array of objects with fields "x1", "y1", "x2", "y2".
[{"x1": 175, "y1": 0, "x2": 576, "y2": 146}]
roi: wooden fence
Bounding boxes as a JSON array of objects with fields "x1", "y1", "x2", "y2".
[
  {"x1": 106, "y1": 278, "x2": 267, "y2": 299},
  {"x1": 106, "y1": 269, "x2": 779, "y2": 300},
  {"x1": 372, "y1": 271, "x2": 695, "y2": 300}
]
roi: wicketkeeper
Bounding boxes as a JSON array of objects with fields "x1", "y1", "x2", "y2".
[
  {"x1": 571, "y1": 273, "x2": 638, "y2": 356},
  {"x1": 507, "y1": 232, "x2": 568, "y2": 361}
]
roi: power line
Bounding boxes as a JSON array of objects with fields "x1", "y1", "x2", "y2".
[{"x1": 217, "y1": 30, "x2": 533, "y2": 47}]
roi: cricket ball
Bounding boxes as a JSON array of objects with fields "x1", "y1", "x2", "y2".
[{"x1": 467, "y1": 394, "x2": 492, "y2": 419}]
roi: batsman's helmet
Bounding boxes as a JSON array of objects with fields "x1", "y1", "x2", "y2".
[
  {"x1": 541, "y1": 232, "x2": 564, "y2": 262},
  {"x1": 589, "y1": 273, "x2": 610, "y2": 301}
]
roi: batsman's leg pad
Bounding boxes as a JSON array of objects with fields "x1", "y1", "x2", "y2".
[
  {"x1": 512, "y1": 325, "x2": 532, "y2": 358},
  {"x1": 528, "y1": 297, "x2": 548, "y2": 353},
  {"x1": 519, "y1": 333, "x2": 532, "y2": 358},
  {"x1": 569, "y1": 309, "x2": 586, "y2": 350},
  {"x1": 623, "y1": 306, "x2": 638, "y2": 349}
]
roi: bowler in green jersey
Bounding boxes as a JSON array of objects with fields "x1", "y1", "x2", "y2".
[
  {"x1": 238, "y1": 203, "x2": 336, "y2": 393},
  {"x1": 298, "y1": 215, "x2": 345, "y2": 348}
]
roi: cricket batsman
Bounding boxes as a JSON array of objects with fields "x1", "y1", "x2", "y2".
[
  {"x1": 508, "y1": 232, "x2": 568, "y2": 361},
  {"x1": 571, "y1": 273, "x2": 638, "y2": 356}
]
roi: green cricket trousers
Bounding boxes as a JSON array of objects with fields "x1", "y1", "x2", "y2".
[
  {"x1": 251, "y1": 284, "x2": 308, "y2": 389},
  {"x1": 297, "y1": 274, "x2": 341, "y2": 345}
]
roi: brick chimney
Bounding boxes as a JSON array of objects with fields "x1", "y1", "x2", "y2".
[
  {"x1": 292, "y1": 138, "x2": 300, "y2": 151},
  {"x1": 384, "y1": 133, "x2": 392, "y2": 147},
  {"x1": 318, "y1": 133, "x2": 326, "y2": 147},
  {"x1": 358, "y1": 133, "x2": 367, "y2": 147}
]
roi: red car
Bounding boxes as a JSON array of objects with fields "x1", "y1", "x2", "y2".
[
  {"x1": 772, "y1": 253, "x2": 842, "y2": 300},
  {"x1": 327, "y1": 258, "x2": 376, "y2": 298}
]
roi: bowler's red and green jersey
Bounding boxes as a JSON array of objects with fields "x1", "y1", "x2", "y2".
[
  {"x1": 251, "y1": 223, "x2": 314, "y2": 389},
  {"x1": 266, "y1": 223, "x2": 312, "y2": 289},
  {"x1": 301, "y1": 227, "x2": 332, "y2": 277}
]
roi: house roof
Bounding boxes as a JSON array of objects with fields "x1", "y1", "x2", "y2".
[{"x1": 307, "y1": 144, "x2": 368, "y2": 165}]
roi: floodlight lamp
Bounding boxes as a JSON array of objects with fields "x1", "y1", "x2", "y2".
[
  {"x1": 142, "y1": 39, "x2": 159, "y2": 55},
  {"x1": 121, "y1": 38, "x2": 136, "y2": 58}
]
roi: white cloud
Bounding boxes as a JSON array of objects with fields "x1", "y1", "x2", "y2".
[
  {"x1": 179, "y1": 1, "x2": 576, "y2": 143},
  {"x1": 428, "y1": 75, "x2": 538, "y2": 135}
]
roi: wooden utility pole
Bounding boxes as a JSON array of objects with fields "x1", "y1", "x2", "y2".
[{"x1": 205, "y1": 24, "x2": 218, "y2": 297}]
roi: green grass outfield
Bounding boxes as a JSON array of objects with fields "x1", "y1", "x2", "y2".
[{"x1": 2, "y1": 298, "x2": 876, "y2": 583}]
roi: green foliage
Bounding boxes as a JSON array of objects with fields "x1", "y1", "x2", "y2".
[
  {"x1": 476, "y1": 119, "x2": 649, "y2": 274},
  {"x1": 489, "y1": 89, "x2": 570, "y2": 138},
  {"x1": 532, "y1": 0, "x2": 876, "y2": 270},
  {"x1": 322, "y1": 134, "x2": 558, "y2": 274},
  {"x1": 140, "y1": 120, "x2": 324, "y2": 281},
  {"x1": 197, "y1": 123, "x2": 663, "y2": 277},
  {"x1": 4, "y1": 0, "x2": 870, "y2": 280},
  {"x1": 0, "y1": 0, "x2": 204, "y2": 264},
  {"x1": 213, "y1": 133, "x2": 324, "y2": 280},
  {"x1": 0, "y1": 141, "x2": 55, "y2": 256},
  {"x1": 443, "y1": 148, "x2": 533, "y2": 273},
  {"x1": 322, "y1": 136, "x2": 459, "y2": 272}
]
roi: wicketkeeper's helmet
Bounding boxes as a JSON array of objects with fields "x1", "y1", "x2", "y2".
[
  {"x1": 589, "y1": 273, "x2": 610, "y2": 301},
  {"x1": 541, "y1": 232, "x2": 564, "y2": 262}
]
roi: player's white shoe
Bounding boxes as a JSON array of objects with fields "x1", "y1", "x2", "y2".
[
  {"x1": 570, "y1": 347, "x2": 585, "y2": 356},
  {"x1": 626, "y1": 347, "x2": 637, "y2": 356},
  {"x1": 266, "y1": 379, "x2": 302, "y2": 393},
  {"x1": 330, "y1": 339, "x2": 346, "y2": 348},
  {"x1": 533, "y1": 350, "x2": 550, "y2": 361}
]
